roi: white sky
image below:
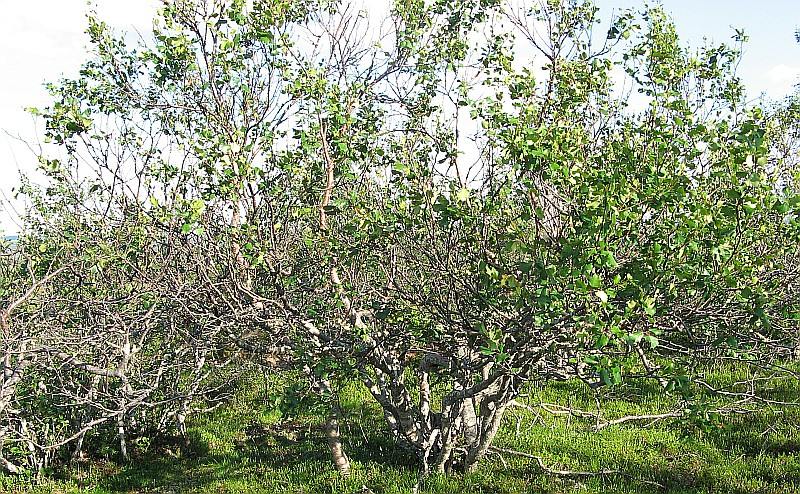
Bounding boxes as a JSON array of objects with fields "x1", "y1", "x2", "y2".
[
  {"x1": 0, "y1": 0, "x2": 798, "y2": 234},
  {"x1": 0, "y1": 0, "x2": 160, "y2": 233}
]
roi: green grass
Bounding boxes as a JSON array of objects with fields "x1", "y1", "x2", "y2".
[{"x1": 4, "y1": 369, "x2": 800, "y2": 494}]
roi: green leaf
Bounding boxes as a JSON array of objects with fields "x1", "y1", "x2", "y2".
[
  {"x1": 190, "y1": 199, "x2": 205, "y2": 214},
  {"x1": 600, "y1": 251, "x2": 618, "y2": 268},
  {"x1": 599, "y1": 368, "x2": 612, "y2": 385},
  {"x1": 612, "y1": 366, "x2": 622, "y2": 384},
  {"x1": 258, "y1": 31, "x2": 274, "y2": 44},
  {"x1": 623, "y1": 332, "x2": 644, "y2": 346},
  {"x1": 643, "y1": 298, "x2": 657, "y2": 316}
]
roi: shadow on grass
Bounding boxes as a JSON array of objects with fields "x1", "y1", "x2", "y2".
[
  {"x1": 489, "y1": 448, "x2": 799, "y2": 494},
  {"x1": 88, "y1": 413, "x2": 800, "y2": 494},
  {"x1": 92, "y1": 418, "x2": 418, "y2": 493},
  {"x1": 52, "y1": 369, "x2": 800, "y2": 494},
  {"x1": 57, "y1": 428, "x2": 800, "y2": 494},
  {"x1": 693, "y1": 411, "x2": 800, "y2": 458}
]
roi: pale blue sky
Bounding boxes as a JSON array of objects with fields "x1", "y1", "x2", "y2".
[
  {"x1": 1, "y1": 1, "x2": 798, "y2": 233},
  {"x1": 596, "y1": 0, "x2": 800, "y2": 98}
]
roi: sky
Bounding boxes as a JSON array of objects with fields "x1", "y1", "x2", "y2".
[{"x1": 0, "y1": 0, "x2": 798, "y2": 234}]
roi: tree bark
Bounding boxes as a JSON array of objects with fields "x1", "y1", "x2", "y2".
[{"x1": 323, "y1": 413, "x2": 351, "y2": 476}]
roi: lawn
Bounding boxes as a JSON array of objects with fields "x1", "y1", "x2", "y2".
[{"x1": 4, "y1": 368, "x2": 800, "y2": 494}]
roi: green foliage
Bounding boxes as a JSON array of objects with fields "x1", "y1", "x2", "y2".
[{"x1": 6, "y1": 0, "x2": 800, "y2": 479}]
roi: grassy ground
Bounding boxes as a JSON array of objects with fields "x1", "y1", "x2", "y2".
[{"x1": 3, "y1": 368, "x2": 800, "y2": 494}]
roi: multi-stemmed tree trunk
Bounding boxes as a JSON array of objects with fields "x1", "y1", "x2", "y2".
[{"x1": 3, "y1": 0, "x2": 799, "y2": 477}]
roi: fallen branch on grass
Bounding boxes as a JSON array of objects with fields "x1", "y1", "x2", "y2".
[
  {"x1": 594, "y1": 411, "x2": 684, "y2": 430},
  {"x1": 488, "y1": 446, "x2": 665, "y2": 489},
  {"x1": 489, "y1": 446, "x2": 618, "y2": 477}
]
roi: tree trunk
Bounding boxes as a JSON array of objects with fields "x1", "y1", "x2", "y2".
[
  {"x1": 323, "y1": 413, "x2": 351, "y2": 476},
  {"x1": 117, "y1": 418, "x2": 129, "y2": 462}
]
